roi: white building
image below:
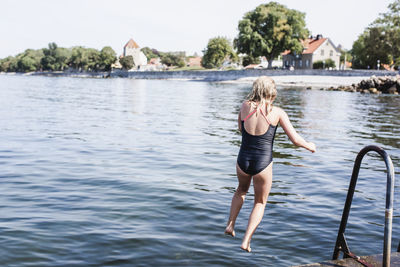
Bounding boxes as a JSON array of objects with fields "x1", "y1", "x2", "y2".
[
  {"x1": 282, "y1": 35, "x2": 340, "y2": 69},
  {"x1": 123, "y1": 39, "x2": 147, "y2": 69}
]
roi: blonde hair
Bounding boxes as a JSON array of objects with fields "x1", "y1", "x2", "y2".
[{"x1": 247, "y1": 76, "x2": 277, "y2": 113}]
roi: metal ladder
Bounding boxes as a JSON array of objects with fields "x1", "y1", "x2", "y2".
[{"x1": 332, "y1": 145, "x2": 396, "y2": 267}]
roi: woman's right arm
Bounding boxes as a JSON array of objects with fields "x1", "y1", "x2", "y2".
[
  {"x1": 278, "y1": 108, "x2": 316, "y2": 153},
  {"x1": 238, "y1": 101, "x2": 247, "y2": 132}
]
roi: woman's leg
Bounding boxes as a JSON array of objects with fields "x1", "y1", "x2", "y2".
[
  {"x1": 225, "y1": 163, "x2": 252, "y2": 237},
  {"x1": 241, "y1": 163, "x2": 273, "y2": 252}
]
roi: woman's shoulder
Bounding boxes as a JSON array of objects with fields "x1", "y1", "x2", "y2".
[
  {"x1": 272, "y1": 106, "x2": 290, "y2": 122},
  {"x1": 241, "y1": 100, "x2": 252, "y2": 110},
  {"x1": 271, "y1": 106, "x2": 288, "y2": 118},
  {"x1": 241, "y1": 100, "x2": 251, "y2": 106},
  {"x1": 272, "y1": 106, "x2": 284, "y2": 114}
]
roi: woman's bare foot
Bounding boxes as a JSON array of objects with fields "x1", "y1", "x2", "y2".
[
  {"x1": 241, "y1": 241, "x2": 251, "y2": 252},
  {"x1": 224, "y1": 224, "x2": 235, "y2": 237},
  {"x1": 240, "y1": 244, "x2": 251, "y2": 252}
]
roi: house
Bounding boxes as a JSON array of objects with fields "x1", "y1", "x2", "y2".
[
  {"x1": 111, "y1": 57, "x2": 123, "y2": 69},
  {"x1": 141, "y1": 57, "x2": 165, "y2": 71},
  {"x1": 282, "y1": 35, "x2": 340, "y2": 69},
  {"x1": 186, "y1": 57, "x2": 202, "y2": 67},
  {"x1": 149, "y1": 57, "x2": 161, "y2": 65},
  {"x1": 122, "y1": 38, "x2": 147, "y2": 69},
  {"x1": 382, "y1": 63, "x2": 395, "y2": 71}
]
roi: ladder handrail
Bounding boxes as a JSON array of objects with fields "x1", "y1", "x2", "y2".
[{"x1": 332, "y1": 145, "x2": 395, "y2": 267}]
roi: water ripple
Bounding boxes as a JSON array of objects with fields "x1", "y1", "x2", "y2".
[{"x1": 0, "y1": 75, "x2": 399, "y2": 266}]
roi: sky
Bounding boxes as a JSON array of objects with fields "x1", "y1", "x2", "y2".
[{"x1": 0, "y1": 0, "x2": 394, "y2": 58}]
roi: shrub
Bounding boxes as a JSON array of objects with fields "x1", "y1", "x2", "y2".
[{"x1": 313, "y1": 59, "x2": 335, "y2": 69}]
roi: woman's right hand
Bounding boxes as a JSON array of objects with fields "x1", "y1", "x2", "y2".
[{"x1": 307, "y1": 142, "x2": 316, "y2": 153}]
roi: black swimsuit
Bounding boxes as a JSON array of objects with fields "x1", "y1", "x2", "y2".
[{"x1": 237, "y1": 108, "x2": 278, "y2": 175}]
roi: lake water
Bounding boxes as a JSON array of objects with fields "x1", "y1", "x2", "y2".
[{"x1": 0, "y1": 75, "x2": 399, "y2": 266}]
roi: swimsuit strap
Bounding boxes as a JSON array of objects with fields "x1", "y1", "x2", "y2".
[
  {"x1": 243, "y1": 108, "x2": 257, "y2": 122},
  {"x1": 259, "y1": 107, "x2": 272, "y2": 125},
  {"x1": 243, "y1": 106, "x2": 272, "y2": 124}
]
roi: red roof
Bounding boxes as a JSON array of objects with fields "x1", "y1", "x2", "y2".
[
  {"x1": 382, "y1": 64, "x2": 394, "y2": 71},
  {"x1": 187, "y1": 57, "x2": 202, "y2": 67},
  {"x1": 149, "y1": 58, "x2": 160, "y2": 65},
  {"x1": 124, "y1": 39, "x2": 140, "y2": 49},
  {"x1": 282, "y1": 37, "x2": 327, "y2": 55}
]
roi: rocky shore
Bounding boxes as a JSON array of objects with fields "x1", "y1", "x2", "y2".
[{"x1": 325, "y1": 75, "x2": 400, "y2": 94}]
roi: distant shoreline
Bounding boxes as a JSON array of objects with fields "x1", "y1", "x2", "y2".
[{"x1": 1, "y1": 69, "x2": 398, "y2": 88}]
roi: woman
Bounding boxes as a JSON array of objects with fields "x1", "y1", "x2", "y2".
[{"x1": 224, "y1": 76, "x2": 316, "y2": 252}]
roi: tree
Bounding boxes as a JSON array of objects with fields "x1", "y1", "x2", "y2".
[
  {"x1": 242, "y1": 55, "x2": 260, "y2": 67},
  {"x1": 15, "y1": 49, "x2": 44, "y2": 72},
  {"x1": 120, "y1": 56, "x2": 134, "y2": 70},
  {"x1": 201, "y1": 37, "x2": 237, "y2": 69},
  {"x1": 18, "y1": 56, "x2": 37, "y2": 72},
  {"x1": 351, "y1": 0, "x2": 400, "y2": 69},
  {"x1": 86, "y1": 48, "x2": 101, "y2": 71},
  {"x1": 339, "y1": 49, "x2": 352, "y2": 67},
  {"x1": 40, "y1": 43, "x2": 71, "y2": 71},
  {"x1": 41, "y1": 42, "x2": 58, "y2": 70},
  {"x1": 235, "y1": 2, "x2": 309, "y2": 68},
  {"x1": 160, "y1": 52, "x2": 185, "y2": 67},
  {"x1": 54, "y1": 47, "x2": 71, "y2": 70},
  {"x1": 0, "y1": 56, "x2": 18, "y2": 72},
  {"x1": 373, "y1": 0, "x2": 400, "y2": 69},
  {"x1": 99, "y1": 46, "x2": 117, "y2": 71},
  {"x1": 0, "y1": 43, "x2": 119, "y2": 72},
  {"x1": 313, "y1": 59, "x2": 335, "y2": 69},
  {"x1": 141, "y1": 47, "x2": 160, "y2": 60},
  {"x1": 69, "y1": 46, "x2": 88, "y2": 71},
  {"x1": 351, "y1": 27, "x2": 392, "y2": 69},
  {"x1": 68, "y1": 47, "x2": 100, "y2": 71}
]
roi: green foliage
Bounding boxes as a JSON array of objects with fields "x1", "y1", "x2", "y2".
[
  {"x1": 160, "y1": 52, "x2": 185, "y2": 67},
  {"x1": 98, "y1": 47, "x2": 116, "y2": 71},
  {"x1": 99, "y1": 46, "x2": 117, "y2": 71},
  {"x1": 351, "y1": 0, "x2": 400, "y2": 69},
  {"x1": 70, "y1": 46, "x2": 87, "y2": 71},
  {"x1": 395, "y1": 56, "x2": 400, "y2": 69},
  {"x1": 120, "y1": 56, "x2": 134, "y2": 70},
  {"x1": 351, "y1": 27, "x2": 392, "y2": 69},
  {"x1": 313, "y1": 59, "x2": 335, "y2": 69},
  {"x1": 68, "y1": 46, "x2": 114, "y2": 71},
  {"x1": 339, "y1": 49, "x2": 352, "y2": 64},
  {"x1": 374, "y1": 0, "x2": 400, "y2": 28},
  {"x1": 141, "y1": 47, "x2": 160, "y2": 60},
  {"x1": 0, "y1": 49, "x2": 44, "y2": 72},
  {"x1": 0, "y1": 42, "x2": 117, "y2": 72},
  {"x1": 201, "y1": 37, "x2": 237, "y2": 69},
  {"x1": 235, "y1": 2, "x2": 309, "y2": 68},
  {"x1": 40, "y1": 43, "x2": 71, "y2": 71},
  {"x1": 242, "y1": 55, "x2": 260, "y2": 67},
  {"x1": 18, "y1": 56, "x2": 37, "y2": 72},
  {"x1": 86, "y1": 48, "x2": 101, "y2": 71},
  {"x1": 16, "y1": 49, "x2": 43, "y2": 72},
  {"x1": 0, "y1": 56, "x2": 18, "y2": 72},
  {"x1": 312, "y1": 61, "x2": 323, "y2": 69},
  {"x1": 326, "y1": 59, "x2": 336, "y2": 68}
]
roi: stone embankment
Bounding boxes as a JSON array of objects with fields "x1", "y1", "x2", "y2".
[
  {"x1": 111, "y1": 69, "x2": 397, "y2": 81},
  {"x1": 325, "y1": 75, "x2": 400, "y2": 94}
]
